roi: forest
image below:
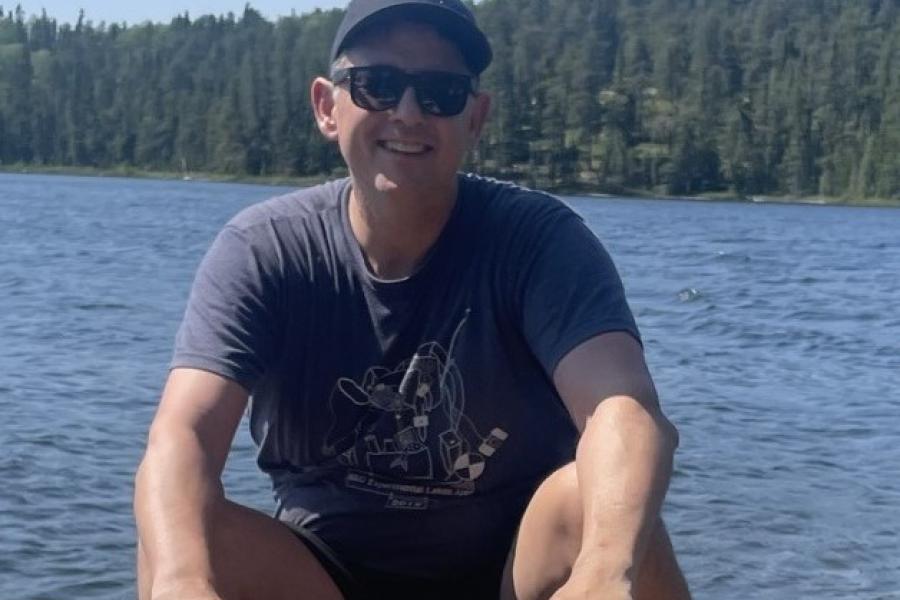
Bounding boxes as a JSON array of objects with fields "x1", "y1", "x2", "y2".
[{"x1": 0, "y1": 0, "x2": 898, "y2": 201}]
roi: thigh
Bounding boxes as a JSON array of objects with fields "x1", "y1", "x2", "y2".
[
  {"x1": 139, "y1": 499, "x2": 344, "y2": 600},
  {"x1": 214, "y1": 500, "x2": 345, "y2": 600}
]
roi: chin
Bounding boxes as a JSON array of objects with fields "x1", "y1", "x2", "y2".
[
  {"x1": 373, "y1": 172, "x2": 446, "y2": 195},
  {"x1": 374, "y1": 173, "x2": 400, "y2": 193}
]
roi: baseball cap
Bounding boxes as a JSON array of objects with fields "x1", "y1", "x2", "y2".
[{"x1": 330, "y1": 0, "x2": 493, "y2": 75}]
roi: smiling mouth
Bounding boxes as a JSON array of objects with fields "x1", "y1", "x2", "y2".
[{"x1": 378, "y1": 140, "x2": 433, "y2": 155}]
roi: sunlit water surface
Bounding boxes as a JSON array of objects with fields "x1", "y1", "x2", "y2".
[{"x1": 1, "y1": 174, "x2": 898, "y2": 599}]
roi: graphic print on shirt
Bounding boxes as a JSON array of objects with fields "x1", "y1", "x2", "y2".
[{"x1": 322, "y1": 311, "x2": 509, "y2": 509}]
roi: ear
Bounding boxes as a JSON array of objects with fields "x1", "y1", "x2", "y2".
[
  {"x1": 465, "y1": 91, "x2": 492, "y2": 151},
  {"x1": 311, "y1": 76, "x2": 339, "y2": 142}
]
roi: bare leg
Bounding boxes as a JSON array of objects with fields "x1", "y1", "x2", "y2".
[
  {"x1": 500, "y1": 463, "x2": 690, "y2": 600},
  {"x1": 137, "y1": 499, "x2": 343, "y2": 600}
]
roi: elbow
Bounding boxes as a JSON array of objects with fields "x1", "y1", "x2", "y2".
[
  {"x1": 133, "y1": 421, "x2": 225, "y2": 507},
  {"x1": 132, "y1": 423, "x2": 185, "y2": 512},
  {"x1": 133, "y1": 450, "x2": 154, "y2": 523},
  {"x1": 587, "y1": 394, "x2": 680, "y2": 455},
  {"x1": 133, "y1": 430, "x2": 164, "y2": 512},
  {"x1": 658, "y1": 412, "x2": 679, "y2": 454},
  {"x1": 134, "y1": 423, "x2": 164, "y2": 487}
]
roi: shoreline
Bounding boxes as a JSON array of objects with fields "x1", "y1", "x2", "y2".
[
  {"x1": 0, "y1": 164, "x2": 331, "y2": 189},
  {"x1": 545, "y1": 182, "x2": 900, "y2": 208},
  {"x1": 588, "y1": 190, "x2": 900, "y2": 209},
  {"x1": 2, "y1": 164, "x2": 898, "y2": 208}
]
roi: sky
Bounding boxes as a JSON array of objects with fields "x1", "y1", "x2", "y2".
[{"x1": 8, "y1": 1, "x2": 349, "y2": 25}]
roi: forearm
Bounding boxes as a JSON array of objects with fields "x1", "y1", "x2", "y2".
[
  {"x1": 574, "y1": 395, "x2": 678, "y2": 582},
  {"x1": 134, "y1": 427, "x2": 225, "y2": 590}
]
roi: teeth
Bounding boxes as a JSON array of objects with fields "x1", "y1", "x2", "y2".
[{"x1": 383, "y1": 141, "x2": 428, "y2": 154}]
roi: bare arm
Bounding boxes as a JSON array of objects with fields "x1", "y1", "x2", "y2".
[
  {"x1": 134, "y1": 368, "x2": 249, "y2": 598},
  {"x1": 553, "y1": 331, "x2": 679, "y2": 593}
]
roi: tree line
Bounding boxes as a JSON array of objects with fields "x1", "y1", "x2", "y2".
[{"x1": 0, "y1": 0, "x2": 898, "y2": 200}]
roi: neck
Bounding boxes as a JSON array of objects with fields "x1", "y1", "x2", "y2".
[{"x1": 348, "y1": 178, "x2": 458, "y2": 280}]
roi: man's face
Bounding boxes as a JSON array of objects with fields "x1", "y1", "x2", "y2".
[{"x1": 323, "y1": 22, "x2": 490, "y2": 197}]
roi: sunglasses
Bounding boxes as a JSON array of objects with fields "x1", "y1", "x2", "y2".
[{"x1": 331, "y1": 65, "x2": 478, "y2": 117}]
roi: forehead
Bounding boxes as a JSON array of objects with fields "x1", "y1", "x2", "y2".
[{"x1": 343, "y1": 21, "x2": 469, "y2": 72}]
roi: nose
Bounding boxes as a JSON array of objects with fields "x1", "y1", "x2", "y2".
[{"x1": 389, "y1": 85, "x2": 425, "y2": 126}]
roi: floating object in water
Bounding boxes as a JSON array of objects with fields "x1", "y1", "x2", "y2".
[{"x1": 678, "y1": 288, "x2": 702, "y2": 302}]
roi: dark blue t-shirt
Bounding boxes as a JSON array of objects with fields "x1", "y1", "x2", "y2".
[{"x1": 172, "y1": 174, "x2": 639, "y2": 577}]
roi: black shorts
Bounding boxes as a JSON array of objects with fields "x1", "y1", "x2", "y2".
[{"x1": 288, "y1": 525, "x2": 506, "y2": 600}]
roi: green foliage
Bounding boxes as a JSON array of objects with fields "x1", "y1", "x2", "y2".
[
  {"x1": 474, "y1": 0, "x2": 900, "y2": 199},
  {"x1": 0, "y1": 5, "x2": 343, "y2": 176},
  {"x1": 0, "y1": 1, "x2": 898, "y2": 199}
]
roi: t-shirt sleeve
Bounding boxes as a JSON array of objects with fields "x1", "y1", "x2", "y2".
[
  {"x1": 517, "y1": 208, "x2": 640, "y2": 379},
  {"x1": 170, "y1": 224, "x2": 284, "y2": 392}
]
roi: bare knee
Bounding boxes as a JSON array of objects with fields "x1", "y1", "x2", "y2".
[
  {"x1": 503, "y1": 462, "x2": 583, "y2": 600},
  {"x1": 137, "y1": 500, "x2": 342, "y2": 600},
  {"x1": 212, "y1": 500, "x2": 343, "y2": 600},
  {"x1": 535, "y1": 462, "x2": 583, "y2": 548},
  {"x1": 506, "y1": 463, "x2": 689, "y2": 600}
]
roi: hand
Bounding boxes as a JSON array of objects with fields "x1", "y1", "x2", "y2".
[{"x1": 549, "y1": 553, "x2": 634, "y2": 600}]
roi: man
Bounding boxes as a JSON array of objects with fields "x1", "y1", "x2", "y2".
[{"x1": 134, "y1": 1, "x2": 691, "y2": 598}]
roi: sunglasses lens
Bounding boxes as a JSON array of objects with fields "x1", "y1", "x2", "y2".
[
  {"x1": 351, "y1": 67, "x2": 405, "y2": 111},
  {"x1": 344, "y1": 67, "x2": 473, "y2": 116},
  {"x1": 415, "y1": 72, "x2": 471, "y2": 116}
]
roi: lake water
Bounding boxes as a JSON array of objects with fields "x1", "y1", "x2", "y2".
[{"x1": 1, "y1": 173, "x2": 898, "y2": 599}]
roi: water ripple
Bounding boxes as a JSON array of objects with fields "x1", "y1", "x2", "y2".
[{"x1": 2, "y1": 176, "x2": 899, "y2": 599}]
